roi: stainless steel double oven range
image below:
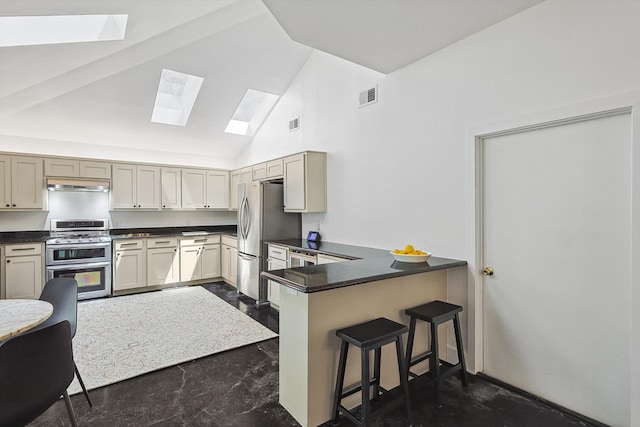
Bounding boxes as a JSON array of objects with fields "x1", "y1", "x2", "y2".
[{"x1": 45, "y1": 219, "x2": 112, "y2": 300}]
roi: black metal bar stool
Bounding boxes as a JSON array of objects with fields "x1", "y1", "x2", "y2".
[
  {"x1": 331, "y1": 317, "x2": 412, "y2": 427},
  {"x1": 405, "y1": 300, "x2": 468, "y2": 407}
]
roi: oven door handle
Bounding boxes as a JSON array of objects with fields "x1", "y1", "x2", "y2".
[{"x1": 46, "y1": 261, "x2": 111, "y2": 271}]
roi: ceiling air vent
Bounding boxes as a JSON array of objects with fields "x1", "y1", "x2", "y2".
[
  {"x1": 359, "y1": 85, "x2": 378, "y2": 108},
  {"x1": 289, "y1": 116, "x2": 300, "y2": 132}
]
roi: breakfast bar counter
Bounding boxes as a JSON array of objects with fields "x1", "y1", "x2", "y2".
[
  {"x1": 261, "y1": 240, "x2": 467, "y2": 427},
  {"x1": 262, "y1": 239, "x2": 466, "y2": 293}
]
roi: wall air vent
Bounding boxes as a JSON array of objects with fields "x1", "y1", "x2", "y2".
[
  {"x1": 289, "y1": 116, "x2": 300, "y2": 132},
  {"x1": 359, "y1": 85, "x2": 378, "y2": 108}
]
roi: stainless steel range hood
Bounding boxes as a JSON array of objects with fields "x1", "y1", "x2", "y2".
[{"x1": 46, "y1": 178, "x2": 110, "y2": 192}]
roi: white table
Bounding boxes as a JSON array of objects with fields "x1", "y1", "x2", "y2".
[{"x1": 0, "y1": 299, "x2": 54, "y2": 341}]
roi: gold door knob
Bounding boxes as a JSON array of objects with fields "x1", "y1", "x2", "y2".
[{"x1": 482, "y1": 266, "x2": 494, "y2": 276}]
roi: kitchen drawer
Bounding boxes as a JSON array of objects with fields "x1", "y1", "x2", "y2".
[
  {"x1": 221, "y1": 235, "x2": 237, "y2": 248},
  {"x1": 5, "y1": 243, "x2": 42, "y2": 256},
  {"x1": 180, "y1": 235, "x2": 220, "y2": 246},
  {"x1": 114, "y1": 239, "x2": 145, "y2": 250},
  {"x1": 147, "y1": 237, "x2": 178, "y2": 248},
  {"x1": 268, "y1": 245, "x2": 288, "y2": 261}
]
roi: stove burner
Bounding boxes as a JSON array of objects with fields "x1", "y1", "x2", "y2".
[{"x1": 47, "y1": 218, "x2": 111, "y2": 245}]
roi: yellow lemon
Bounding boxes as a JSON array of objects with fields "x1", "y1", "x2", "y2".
[{"x1": 403, "y1": 244, "x2": 415, "y2": 254}]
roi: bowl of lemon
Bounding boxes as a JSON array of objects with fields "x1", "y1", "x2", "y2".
[{"x1": 390, "y1": 245, "x2": 431, "y2": 263}]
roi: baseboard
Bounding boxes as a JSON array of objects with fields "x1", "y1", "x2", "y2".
[{"x1": 476, "y1": 373, "x2": 609, "y2": 427}]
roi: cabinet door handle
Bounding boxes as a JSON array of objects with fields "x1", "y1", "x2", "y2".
[{"x1": 6, "y1": 259, "x2": 10, "y2": 263}]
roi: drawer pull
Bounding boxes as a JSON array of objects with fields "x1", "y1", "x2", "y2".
[
  {"x1": 10, "y1": 247, "x2": 36, "y2": 252},
  {"x1": 119, "y1": 243, "x2": 138, "y2": 247},
  {"x1": 154, "y1": 241, "x2": 171, "y2": 244}
]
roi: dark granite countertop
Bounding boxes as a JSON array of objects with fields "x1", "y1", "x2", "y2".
[
  {"x1": 0, "y1": 231, "x2": 50, "y2": 244},
  {"x1": 1, "y1": 226, "x2": 237, "y2": 244},
  {"x1": 110, "y1": 226, "x2": 237, "y2": 239},
  {"x1": 265, "y1": 239, "x2": 390, "y2": 260},
  {"x1": 262, "y1": 240, "x2": 467, "y2": 293}
]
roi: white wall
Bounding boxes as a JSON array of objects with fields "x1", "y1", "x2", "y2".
[
  {"x1": 0, "y1": 191, "x2": 236, "y2": 231},
  {"x1": 243, "y1": 0, "x2": 640, "y2": 255},
  {"x1": 241, "y1": 1, "x2": 640, "y2": 424}
]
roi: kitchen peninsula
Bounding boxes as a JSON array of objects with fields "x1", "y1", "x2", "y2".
[{"x1": 261, "y1": 240, "x2": 467, "y2": 427}]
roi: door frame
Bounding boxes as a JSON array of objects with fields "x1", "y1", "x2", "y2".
[{"x1": 466, "y1": 90, "x2": 640, "y2": 423}]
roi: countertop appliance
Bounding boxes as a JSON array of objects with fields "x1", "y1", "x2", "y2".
[
  {"x1": 45, "y1": 219, "x2": 112, "y2": 300},
  {"x1": 237, "y1": 182, "x2": 301, "y2": 303}
]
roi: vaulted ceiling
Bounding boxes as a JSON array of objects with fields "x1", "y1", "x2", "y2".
[{"x1": 0, "y1": 0, "x2": 542, "y2": 166}]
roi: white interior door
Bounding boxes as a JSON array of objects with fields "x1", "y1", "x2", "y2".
[{"x1": 481, "y1": 112, "x2": 632, "y2": 426}]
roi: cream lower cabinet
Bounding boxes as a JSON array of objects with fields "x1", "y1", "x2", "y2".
[
  {"x1": 221, "y1": 235, "x2": 237, "y2": 287},
  {"x1": 113, "y1": 240, "x2": 146, "y2": 291},
  {"x1": 146, "y1": 237, "x2": 179, "y2": 286},
  {"x1": 266, "y1": 244, "x2": 289, "y2": 308},
  {"x1": 316, "y1": 254, "x2": 348, "y2": 264},
  {"x1": 4, "y1": 243, "x2": 43, "y2": 299},
  {"x1": 180, "y1": 236, "x2": 221, "y2": 282}
]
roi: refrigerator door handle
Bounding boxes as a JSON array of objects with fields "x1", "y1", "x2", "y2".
[
  {"x1": 239, "y1": 196, "x2": 248, "y2": 240},
  {"x1": 239, "y1": 252, "x2": 255, "y2": 261},
  {"x1": 242, "y1": 195, "x2": 251, "y2": 239}
]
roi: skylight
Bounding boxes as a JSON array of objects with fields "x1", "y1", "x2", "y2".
[
  {"x1": 151, "y1": 69, "x2": 204, "y2": 127},
  {"x1": 0, "y1": 15, "x2": 128, "y2": 47},
  {"x1": 224, "y1": 89, "x2": 280, "y2": 136}
]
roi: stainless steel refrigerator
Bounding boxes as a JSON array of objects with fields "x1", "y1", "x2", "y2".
[{"x1": 237, "y1": 181, "x2": 301, "y2": 303}]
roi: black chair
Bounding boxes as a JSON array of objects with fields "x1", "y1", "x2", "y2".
[
  {"x1": 36, "y1": 277, "x2": 93, "y2": 407},
  {"x1": 0, "y1": 320, "x2": 79, "y2": 427},
  {"x1": 405, "y1": 300, "x2": 468, "y2": 408},
  {"x1": 331, "y1": 317, "x2": 412, "y2": 426}
]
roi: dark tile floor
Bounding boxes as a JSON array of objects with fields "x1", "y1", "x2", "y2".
[{"x1": 30, "y1": 283, "x2": 600, "y2": 427}]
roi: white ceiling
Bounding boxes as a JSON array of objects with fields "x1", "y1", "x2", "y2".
[
  {"x1": 264, "y1": 0, "x2": 543, "y2": 74},
  {"x1": 0, "y1": 0, "x2": 543, "y2": 165}
]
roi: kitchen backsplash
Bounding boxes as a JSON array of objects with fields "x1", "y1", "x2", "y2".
[{"x1": 0, "y1": 191, "x2": 237, "y2": 232}]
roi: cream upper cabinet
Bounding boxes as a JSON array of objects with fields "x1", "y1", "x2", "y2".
[
  {"x1": 252, "y1": 159, "x2": 283, "y2": 182},
  {"x1": 206, "y1": 170, "x2": 229, "y2": 209},
  {"x1": 181, "y1": 169, "x2": 229, "y2": 209},
  {"x1": 45, "y1": 158, "x2": 79, "y2": 177},
  {"x1": 0, "y1": 155, "x2": 44, "y2": 210},
  {"x1": 4, "y1": 243, "x2": 43, "y2": 299},
  {"x1": 79, "y1": 161, "x2": 111, "y2": 179},
  {"x1": 45, "y1": 158, "x2": 111, "y2": 179},
  {"x1": 112, "y1": 164, "x2": 161, "y2": 209},
  {"x1": 113, "y1": 239, "x2": 146, "y2": 291},
  {"x1": 161, "y1": 167, "x2": 181, "y2": 209},
  {"x1": 146, "y1": 237, "x2": 179, "y2": 286},
  {"x1": 229, "y1": 167, "x2": 252, "y2": 211},
  {"x1": 266, "y1": 159, "x2": 284, "y2": 178},
  {"x1": 283, "y1": 152, "x2": 327, "y2": 213},
  {"x1": 252, "y1": 163, "x2": 267, "y2": 181},
  {"x1": 0, "y1": 155, "x2": 10, "y2": 209}
]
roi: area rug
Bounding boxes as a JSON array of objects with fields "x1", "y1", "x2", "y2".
[{"x1": 68, "y1": 286, "x2": 277, "y2": 394}]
